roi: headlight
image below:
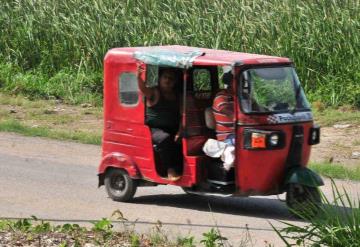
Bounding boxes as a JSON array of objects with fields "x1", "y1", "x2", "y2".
[{"x1": 269, "y1": 134, "x2": 279, "y2": 146}]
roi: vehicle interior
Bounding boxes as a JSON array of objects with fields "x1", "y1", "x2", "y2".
[
  {"x1": 146, "y1": 65, "x2": 236, "y2": 189},
  {"x1": 185, "y1": 66, "x2": 235, "y2": 190}
]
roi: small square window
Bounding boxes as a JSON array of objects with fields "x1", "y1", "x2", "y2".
[
  {"x1": 193, "y1": 68, "x2": 212, "y2": 99},
  {"x1": 193, "y1": 69, "x2": 211, "y2": 91},
  {"x1": 119, "y1": 72, "x2": 139, "y2": 106}
]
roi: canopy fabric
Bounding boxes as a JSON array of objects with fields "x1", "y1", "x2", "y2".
[{"x1": 133, "y1": 48, "x2": 204, "y2": 68}]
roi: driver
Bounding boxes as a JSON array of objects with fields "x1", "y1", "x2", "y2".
[
  {"x1": 202, "y1": 71, "x2": 235, "y2": 171},
  {"x1": 212, "y1": 71, "x2": 235, "y2": 145}
]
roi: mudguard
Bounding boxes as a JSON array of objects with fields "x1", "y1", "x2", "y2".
[
  {"x1": 98, "y1": 152, "x2": 140, "y2": 187},
  {"x1": 284, "y1": 167, "x2": 324, "y2": 188}
]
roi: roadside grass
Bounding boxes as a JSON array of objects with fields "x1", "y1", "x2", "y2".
[
  {"x1": 0, "y1": 217, "x2": 230, "y2": 247},
  {"x1": 313, "y1": 107, "x2": 360, "y2": 126},
  {"x1": 310, "y1": 162, "x2": 360, "y2": 181},
  {"x1": 0, "y1": 92, "x2": 54, "y2": 108},
  {"x1": 0, "y1": 119, "x2": 101, "y2": 145},
  {"x1": 0, "y1": 92, "x2": 103, "y2": 144},
  {"x1": 273, "y1": 179, "x2": 360, "y2": 246}
]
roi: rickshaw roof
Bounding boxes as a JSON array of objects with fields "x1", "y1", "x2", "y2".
[{"x1": 106, "y1": 45, "x2": 291, "y2": 67}]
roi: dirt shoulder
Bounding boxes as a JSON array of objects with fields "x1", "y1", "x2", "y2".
[
  {"x1": 0, "y1": 93, "x2": 103, "y2": 144},
  {"x1": 310, "y1": 125, "x2": 360, "y2": 167}
]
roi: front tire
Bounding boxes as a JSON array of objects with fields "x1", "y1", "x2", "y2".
[
  {"x1": 104, "y1": 169, "x2": 137, "y2": 202},
  {"x1": 286, "y1": 184, "x2": 321, "y2": 217}
]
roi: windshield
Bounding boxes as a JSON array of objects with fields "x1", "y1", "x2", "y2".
[{"x1": 239, "y1": 67, "x2": 310, "y2": 113}]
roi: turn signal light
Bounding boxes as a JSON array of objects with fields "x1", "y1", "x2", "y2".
[{"x1": 251, "y1": 133, "x2": 266, "y2": 148}]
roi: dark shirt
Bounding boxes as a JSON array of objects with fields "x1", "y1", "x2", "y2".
[{"x1": 146, "y1": 95, "x2": 180, "y2": 135}]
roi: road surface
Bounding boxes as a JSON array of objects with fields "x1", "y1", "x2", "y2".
[{"x1": 1, "y1": 132, "x2": 359, "y2": 246}]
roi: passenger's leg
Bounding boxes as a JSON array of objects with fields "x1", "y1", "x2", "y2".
[{"x1": 151, "y1": 128, "x2": 181, "y2": 179}]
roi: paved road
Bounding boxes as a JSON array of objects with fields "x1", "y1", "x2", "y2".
[{"x1": 1, "y1": 133, "x2": 359, "y2": 246}]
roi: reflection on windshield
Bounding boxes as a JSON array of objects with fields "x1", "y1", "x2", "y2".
[{"x1": 240, "y1": 67, "x2": 310, "y2": 113}]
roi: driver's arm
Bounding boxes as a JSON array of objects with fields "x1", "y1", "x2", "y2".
[{"x1": 137, "y1": 66, "x2": 155, "y2": 99}]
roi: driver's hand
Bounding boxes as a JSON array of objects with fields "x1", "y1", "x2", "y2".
[{"x1": 137, "y1": 64, "x2": 145, "y2": 76}]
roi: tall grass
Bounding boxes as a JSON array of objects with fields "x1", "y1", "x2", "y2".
[
  {"x1": 0, "y1": 0, "x2": 359, "y2": 106},
  {"x1": 273, "y1": 180, "x2": 360, "y2": 246}
]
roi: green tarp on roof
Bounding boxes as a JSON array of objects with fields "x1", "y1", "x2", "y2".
[{"x1": 133, "y1": 49, "x2": 203, "y2": 68}]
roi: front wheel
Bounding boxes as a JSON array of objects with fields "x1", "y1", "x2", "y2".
[
  {"x1": 104, "y1": 169, "x2": 137, "y2": 202},
  {"x1": 286, "y1": 184, "x2": 321, "y2": 217}
]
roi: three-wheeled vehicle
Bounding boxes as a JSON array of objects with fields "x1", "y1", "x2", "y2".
[{"x1": 98, "y1": 45, "x2": 323, "y2": 214}]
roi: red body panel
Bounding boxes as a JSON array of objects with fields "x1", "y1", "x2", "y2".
[
  {"x1": 98, "y1": 153, "x2": 140, "y2": 178},
  {"x1": 235, "y1": 122, "x2": 313, "y2": 195}
]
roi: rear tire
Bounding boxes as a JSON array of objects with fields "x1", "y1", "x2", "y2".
[
  {"x1": 286, "y1": 184, "x2": 321, "y2": 218},
  {"x1": 104, "y1": 169, "x2": 137, "y2": 202}
]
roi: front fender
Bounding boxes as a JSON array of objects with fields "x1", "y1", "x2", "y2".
[
  {"x1": 284, "y1": 167, "x2": 324, "y2": 188},
  {"x1": 98, "y1": 152, "x2": 140, "y2": 187}
]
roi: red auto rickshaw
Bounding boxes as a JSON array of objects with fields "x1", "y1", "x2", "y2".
[{"x1": 98, "y1": 45, "x2": 323, "y2": 214}]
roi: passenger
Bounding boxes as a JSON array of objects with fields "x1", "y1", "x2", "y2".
[
  {"x1": 137, "y1": 66, "x2": 182, "y2": 181},
  {"x1": 204, "y1": 71, "x2": 236, "y2": 170},
  {"x1": 212, "y1": 71, "x2": 235, "y2": 145}
]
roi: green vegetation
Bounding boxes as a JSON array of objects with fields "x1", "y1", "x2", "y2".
[
  {"x1": 310, "y1": 162, "x2": 360, "y2": 181},
  {"x1": 313, "y1": 107, "x2": 360, "y2": 126},
  {"x1": 0, "y1": 0, "x2": 359, "y2": 106},
  {"x1": 0, "y1": 63, "x2": 102, "y2": 105},
  {"x1": 0, "y1": 119, "x2": 101, "y2": 145},
  {"x1": 0, "y1": 217, "x2": 230, "y2": 246},
  {"x1": 273, "y1": 180, "x2": 360, "y2": 246},
  {"x1": 200, "y1": 228, "x2": 227, "y2": 247},
  {"x1": 0, "y1": 217, "x2": 131, "y2": 246}
]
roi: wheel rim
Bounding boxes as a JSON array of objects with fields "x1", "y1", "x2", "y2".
[
  {"x1": 291, "y1": 185, "x2": 307, "y2": 203},
  {"x1": 110, "y1": 175, "x2": 126, "y2": 192},
  {"x1": 287, "y1": 184, "x2": 320, "y2": 216}
]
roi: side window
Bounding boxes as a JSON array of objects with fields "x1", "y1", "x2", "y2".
[
  {"x1": 119, "y1": 72, "x2": 139, "y2": 106},
  {"x1": 193, "y1": 69, "x2": 211, "y2": 91},
  {"x1": 192, "y1": 68, "x2": 212, "y2": 99},
  {"x1": 219, "y1": 66, "x2": 232, "y2": 89}
]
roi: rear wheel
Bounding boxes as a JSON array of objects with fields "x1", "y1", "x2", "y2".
[
  {"x1": 104, "y1": 169, "x2": 137, "y2": 202},
  {"x1": 286, "y1": 184, "x2": 321, "y2": 217}
]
